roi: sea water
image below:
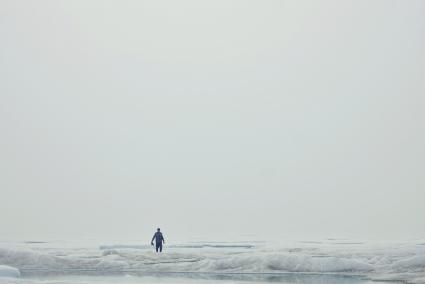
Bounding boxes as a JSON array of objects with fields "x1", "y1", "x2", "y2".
[{"x1": 0, "y1": 274, "x2": 400, "y2": 284}]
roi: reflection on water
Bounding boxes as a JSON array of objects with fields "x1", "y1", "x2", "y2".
[
  {"x1": 158, "y1": 273, "x2": 370, "y2": 284},
  {"x1": 21, "y1": 272, "x2": 402, "y2": 284}
]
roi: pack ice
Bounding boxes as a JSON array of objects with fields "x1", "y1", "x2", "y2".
[{"x1": 0, "y1": 240, "x2": 425, "y2": 283}]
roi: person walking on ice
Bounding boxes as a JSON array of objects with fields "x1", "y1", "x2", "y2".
[{"x1": 151, "y1": 228, "x2": 165, "y2": 252}]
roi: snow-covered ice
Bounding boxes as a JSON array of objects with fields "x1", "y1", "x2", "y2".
[{"x1": 0, "y1": 239, "x2": 424, "y2": 283}]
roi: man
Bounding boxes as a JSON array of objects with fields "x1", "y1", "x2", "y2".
[{"x1": 151, "y1": 228, "x2": 165, "y2": 252}]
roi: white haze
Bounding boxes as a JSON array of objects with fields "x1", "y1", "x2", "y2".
[{"x1": 0, "y1": 0, "x2": 424, "y2": 241}]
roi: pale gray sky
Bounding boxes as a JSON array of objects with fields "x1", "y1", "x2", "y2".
[{"x1": 1, "y1": 0, "x2": 424, "y2": 241}]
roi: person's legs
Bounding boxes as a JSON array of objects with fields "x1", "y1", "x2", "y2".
[
  {"x1": 159, "y1": 244, "x2": 162, "y2": 252},
  {"x1": 155, "y1": 243, "x2": 160, "y2": 252}
]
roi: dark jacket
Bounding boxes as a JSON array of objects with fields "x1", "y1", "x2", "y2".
[{"x1": 151, "y1": 232, "x2": 164, "y2": 244}]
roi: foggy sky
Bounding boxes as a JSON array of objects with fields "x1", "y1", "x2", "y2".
[{"x1": 1, "y1": 0, "x2": 424, "y2": 241}]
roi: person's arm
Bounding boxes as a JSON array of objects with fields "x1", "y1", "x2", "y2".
[
  {"x1": 162, "y1": 234, "x2": 165, "y2": 244},
  {"x1": 151, "y1": 233, "x2": 156, "y2": 245}
]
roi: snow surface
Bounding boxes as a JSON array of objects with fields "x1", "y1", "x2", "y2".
[{"x1": 0, "y1": 239, "x2": 424, "y2": 283}]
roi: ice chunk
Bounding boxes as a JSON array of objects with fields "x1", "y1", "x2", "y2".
[
  {"x1": 0, "y1": 265, "x2": 20, "y2": 278},
  {"x1": 392, "y1": 255, "x2": 425, "y2": 270}
]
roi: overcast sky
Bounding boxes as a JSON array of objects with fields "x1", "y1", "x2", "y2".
[{"x1": 1, "y1": 0, "x2": 424, "y2": 241}]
